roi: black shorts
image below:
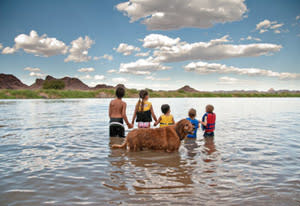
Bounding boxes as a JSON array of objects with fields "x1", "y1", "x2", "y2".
[
  {"x1": 109, "y1": 118, "x2": 125, "y2": 138},
  {"x1": 204, "y1": 132, "x2": 214, "y2": 137}
]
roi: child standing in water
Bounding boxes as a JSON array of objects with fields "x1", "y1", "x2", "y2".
[
  {"x1": 154, "y1": 104, "x2": 175, "y2": 127},
  {"x1": 200, "y1": 104, "x2": 216, "y2": 137},
  {"x1": 131, "y1": 90, "x2": 157, "y2": 128},
  {"x1": 109, "y1": 86, "x2": 133, "y2": 137},
  {"x1": 186, "y1": 108, "x2": 199, "y2": 138}
]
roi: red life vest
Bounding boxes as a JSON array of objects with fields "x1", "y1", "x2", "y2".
[{"x1": 205, "y1": 113, "x2": 216, "y2": 132}]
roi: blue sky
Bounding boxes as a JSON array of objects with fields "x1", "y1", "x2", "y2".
[{"x1": 0, "y1": 0, "x2": 299, "y2": 91}]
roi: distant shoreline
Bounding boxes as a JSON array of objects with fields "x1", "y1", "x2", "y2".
[{"x1": 1, "y1": 89, "x2": 299, "y2": 99}]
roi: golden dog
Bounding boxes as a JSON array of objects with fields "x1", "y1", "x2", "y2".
[{"x1": 112, "y1": 119, "x2": 194, "y2": 152}]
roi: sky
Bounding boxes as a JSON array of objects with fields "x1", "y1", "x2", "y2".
[{"x1": 0, "y1": 0, "x2": 299, "y2": 91}]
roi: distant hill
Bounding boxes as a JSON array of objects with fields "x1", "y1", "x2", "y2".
[
  {"x1": 0, "y1": 73, "x2": 116, "y2": 90},
  {"x1": 177, "y1": 85, "x2": 199, "y2": 93},
  {"x1": 0, "y1": 74, "x2": 29, "y2": 89},
  {"x1": 1, "y1": 73, "x2": 299, "y2": 95}
]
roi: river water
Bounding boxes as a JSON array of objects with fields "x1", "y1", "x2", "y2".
[{"x1": 0, "y1": 98, "x2": 299, "y2": 206}]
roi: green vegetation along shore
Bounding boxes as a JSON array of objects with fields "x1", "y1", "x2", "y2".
[{"x1": 0, "y1": 89, "x2": 299, "y2": 99}]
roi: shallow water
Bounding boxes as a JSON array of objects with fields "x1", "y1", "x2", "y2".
[{"x1": 0, "y1": 98, "x2": 299, "y2": 206}]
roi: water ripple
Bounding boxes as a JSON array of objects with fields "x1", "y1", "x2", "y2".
[{"x1": 0, "y1": 98, "x2": 299, "y2": 205}]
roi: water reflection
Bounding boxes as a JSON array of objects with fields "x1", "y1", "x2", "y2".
[{"x1": 0, "y1": 98, "x2": 299, "y2": 205}]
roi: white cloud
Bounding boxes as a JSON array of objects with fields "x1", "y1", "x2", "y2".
[
  {"x1": 11, "y1": 30, "x2": 68, "y2": 56},
  {"x1": 114, "y1": 43, "x2": 140, "y2": 56},
  {"x1": 143, "y1": 34, "x2": 180, "y2": 48},
  {"x1": 240, "y1": 36, "x2": 261, "y2": 42},
  {"x1": 107, "y1": 69, "x2": 118, "y2": 73},
  {"x1": 1, "y1": 46, "x2": 17, "y2": 54},
  {"x1": 146, "y1": 34, "x2": 281, "y2": 63},
  {"x1": 259, "y1": 29, "x2": 268, "y2": 34},
  {"x1": 80, "y1": 74, "x2": 92, "y2": 80},
  {"x1": 256, "y1": 19, "x2": 273, "y2": 30},
  {"x1": 94, "y1": 54, "x2": 113, "y2": 61},
  {"x1": 145, "y1": 76, "x2": 171, "y2": 81},
  {"x1": 270, "y1": 23, "x2": 283, "y2": 30},
  {"x1": 112, "y1": 77, "x2": 127, "y2": 83},
  {"x1": 218, "y1": 76, "x2": 239, "y2": 84},
  {"x1": 116, "y1": 0, "x2": 247, "y2": 30},
  {"x1": 296, "y1": 15, "x2": 300, "y2": 20},
  {"x1": 78, "y1": 67, "x2": 95, "y2": 72},
  {"x1": 64, "y1": 36, "x2": 94, "y2": 62},
  {"x1": 274, "y1": 30, "x2": 281, "y2": 34},
  {"x1": 256, "y1": 19, "x2": 284, "y2": 34},
  {"x1": 29, "y1": 71, "x2": 45, "y2": 78},
  {"x1": 135, "y1": 51, "x2": 150, "y2": 57},
  {"x1": 183, "y1": 61, "x2": 300, "y2": 80},
  {"x1": 0, "y1": 43, "x2": 2, "y2": 50},
  {"x1": 24, "y1": 67, "x2": 41, "y2": 72},
  {"x1": 119, "y1": 57, "x2": 171, "y2": 75},
  {"x1": 94, "y1": 75, "x2": 105, "y2": 80}
]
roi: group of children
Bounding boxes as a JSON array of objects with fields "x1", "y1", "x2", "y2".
[{"x1": 109, "y1": 86, "x2": 216, "y2": 138}]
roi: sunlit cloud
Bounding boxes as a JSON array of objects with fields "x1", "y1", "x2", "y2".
[
  {"x1": 64, "y1": 36, "x2": 94, "y2": 62},
  {"x1": 183, "y1": 61, "x2": 300, "y2": 80},
  {"x1": 24, "y1": 67, "x2": 41, "y2": 72},
  {"x1": 114, "y1": 43, "x2": 140, "y2": 56},
  {"x1": 119, "y1": 57, "x2": 170, "y2": 75},
  {"x1": 141, "y1": 34, "x2": 281, "y2": 63},
  {"x1": 78, "y1": 67, "x2": 95, "y2": 72},
  {"x1": 116, "y1": 0, "x2": 247, "y2": 30}
]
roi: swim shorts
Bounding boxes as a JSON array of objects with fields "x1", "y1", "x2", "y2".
[
  {"x1": 109, "y1": 118, "x2": 125, "y2": 137},
  {"x1": 204, "y1": 132, "x2": 214, "y2": 137},
  {"x1": 138, "y1": 122, "x2": 151, "y2": 128}
]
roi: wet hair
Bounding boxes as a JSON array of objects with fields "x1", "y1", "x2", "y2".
[
  {"x1": 188, "y1": 108, "x2": 196, "y2": 118},
  {"x1": 206, "y1": 104, "x2": 214, "y2": 113},
  {"x1": 137, "y1": 90, "x2": 149, "y2": 112},
  {"x1": 161, "y1": 104, "x2": 170, "y2": 114},
  {"x1": 115, "y1": 86, "x2": 125, "y2": 98}
]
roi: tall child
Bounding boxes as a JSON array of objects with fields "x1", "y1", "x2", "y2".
[
  {"x1": 109, "y1": 86, "x2": 133, "y2": 137},
  {"x1": 132, "y1": 90, "x2": 157, "y2": 128},
  {"x1": 200, "y1": 104, "x2": 216, "y2": 137},
  {"x1": 186, "y1": 108, "x2": 199, "y2": 138}
]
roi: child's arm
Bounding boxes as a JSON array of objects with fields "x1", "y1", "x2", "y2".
[
  {"x1": 200, "y1": 116, "x2": 207, "y2": 126},
  {"x1": 154, "y1": 116, "x2": 161, "y2": 126},
  {"x1": 108, "y1": 101, "x2": 112, "y2": 118},
  {"x1": 172, "y1": 116, "x2": 175, "y2": 124},
  {"x1": 122, "y1": 102, "x2": 133, "y2": 129},
  {"x1": 151, "y1": 105, "x2": 158, "y2": 122},
  {"x1": 131, "y1": 106, "x2": 137, "y2": 125}
]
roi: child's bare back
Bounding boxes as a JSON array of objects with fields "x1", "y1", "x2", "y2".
[{"x1": 109, "y1": 99, "x2": 125, "y2": 118}]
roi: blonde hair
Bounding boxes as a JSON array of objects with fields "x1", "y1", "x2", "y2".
[{"x1": 137, "y1": 90, "x2": 148, "y2": 112}]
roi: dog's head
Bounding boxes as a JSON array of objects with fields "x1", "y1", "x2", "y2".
[{"x1": 175, "y1": 119, "x2": 194, "y2": 140}]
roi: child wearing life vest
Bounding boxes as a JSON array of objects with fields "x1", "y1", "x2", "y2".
[
  {"x1": 131, "y1": 90, "x2": 157, "y2": 128},
  {"x1": 186, "y1": 108, "x2": 199, "y2": 138},
  {"x1": 200, "y1": 104, "x2": 216, "y2": 137},
  {"x1": 154, "y1": 104, "x2": 175, "y2": 127}
]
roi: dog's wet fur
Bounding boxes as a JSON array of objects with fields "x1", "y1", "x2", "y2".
[{"x1": 112, "y1": 119, "x2": 194, "y2": 152}]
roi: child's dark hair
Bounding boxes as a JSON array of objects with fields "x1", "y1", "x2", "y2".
[
  {"x1": 161, "y1": 104, "x2": 170, "y2": 114},
  {"x1": 115, "y1": 86, "x2": 125, "y2": 98},
  {"x1": 206, "y1": 104, "x2": 214, "y2": 113},
  {"x1": 189, "y1": 108, "x2": 196, "y2": 118},
  {"x1": 137, "y1": 90, "x2": 148, "y2": 112}
]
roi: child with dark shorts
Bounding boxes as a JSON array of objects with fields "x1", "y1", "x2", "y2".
[
  {"x1": 200, "y1": 104, "x2": 216, "y2": 137},
  {"x1": 109, "y1": 86, "x2": 133, "y2": 137}
]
